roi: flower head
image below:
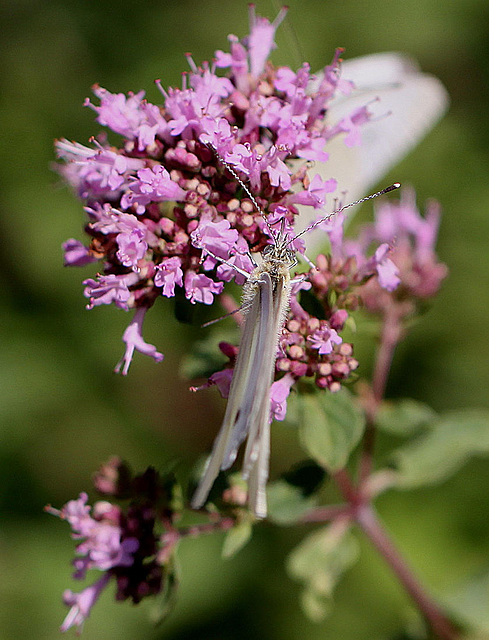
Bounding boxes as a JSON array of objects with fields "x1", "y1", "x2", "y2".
[
  {"x1": 47, "y1": 458, "x2": 181, "y2": 632},
  {"x1": 58, "y1": 8, "x2": 378, "y2": 372},
  {"x1": 352, "y1": 189, "x2": 448, "y2": 315}
]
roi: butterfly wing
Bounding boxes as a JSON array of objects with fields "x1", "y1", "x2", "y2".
[
  {"x1": 191, "y1": 271, "x2": 280, "y2": 516},
  {"x1": 241, "y1": 271, "x2": 291, "y2": 518},
  {"x1": 295, "y1": 52, "x2": 449, "y2": 242}
]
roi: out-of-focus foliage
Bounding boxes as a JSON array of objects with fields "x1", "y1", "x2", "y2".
[{"x1": 1, "y1": 1, "x2": 489, "y2": 639}]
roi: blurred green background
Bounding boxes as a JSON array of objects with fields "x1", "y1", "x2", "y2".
[{"x1": 1, "y1": 0, "x2": 489, "y2": 638}]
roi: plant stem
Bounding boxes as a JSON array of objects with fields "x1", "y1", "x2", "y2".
[
  {"x1": 359, "y1": 306, "x2": 404, "y2": 483},
  {"x1": 178, "y1": 517, "x2": 236, "y2": 538},
  {"x1": 356, "y1": 504, "x2": 459, "y2": 640},
  {"x1": 300, "y1": 503, "x2": 352, "y2": 523}
]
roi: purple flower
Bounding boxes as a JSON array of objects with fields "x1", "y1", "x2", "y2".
[
  {"x1": 199, "y1": 117, "x2": 235, "y2": 155},
  {"x1": 209, "y1": 367, "x2": 234, "y2": 398},
  {"x1": 327, "y1": 104, "x2": 372, "y2": 147},
  {"x1": 114, "y1": 307, "x2": 164, "y2": 375},
  {"x1": 52, "y1": 492, "x2": 139, "y2": 573},
  {"x1": 246, "y1": 5, "x2": 288, "y2": 78},
  {"x1": 263, "y1": 146, "x2": 292, "y2": 190},
  {"x1": 184, "y1": 271, "x2": 224, "y2": 305},
  {"x1": 215, "y1": 237, "x2": 254, "y2": 286},
  {"x1": 60, "y1": 492, "x2": 92, "y2": 535},
  {"x1": 60, "y1": 574, "x2": 110, "y2": 633},
  {"x1": 190, "y1": 216, "x2": 239, "y2": 261},
  {"x1": 57, "y1": 6, "x2": 408, "y2": 376},
  {"x1": 288, "y1": 174, "x2": 337, "y2": 209},
  {"x1": 154, "y1": 256, "x2": 184, "y2": 297},
  {"x1": 121, "y1": 165, "x2": 186, "y2": 214},
  {"x1": 62, "y1": 239, "x2": 97, "y2": 267},
  {"x1": 48, "y1": 463, "x2": 172, "y2": 632},
  {"x1": 372, "y1": 244, "x2": 401, "y2": 291},
  {"x1": 269, "y1": 373, "x2": 295, "y2": 422},
  {"x1": 85, "y1": 86, "x2": 169, "y2": 151},
  {"x1": 84, "y1": 273, "x2": 137, "y2": 310},
  {"x1": 316, "y1": 211, "x2": 347, "y2": 259},
  {"x1": 307, "y1": 326, "x2": 343, "y2": 355},
  {"x1": 188, "y1": 59, "x2": 234, "y2": 100},
  {"x1": 116, "y1": 227, "x2": 148, "y2": 270},
  {"x1": 274, "y1": 64, "x2": 310, "y2": 96},
  {"x1": 216, "y1": 33, "x2": 249, "y2": 90},
  {"x1": 373, "y1": 188, "x2": 442, "y2": 263},
  {"x1": 56, "y1": 139, "x2": 145, "y2": 200},
  {"x1": 310, "y1": 48, "x2": 354, "y2": 109}
]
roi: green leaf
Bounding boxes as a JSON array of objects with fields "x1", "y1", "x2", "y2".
[
  {"x1": 267, "y1": 460, "x2": 326, "y2": 525},
  {"x1": 297, "y1": 388, "x2": 365, "y2": 472},
  {"x1": 222, "y1": 519, "x2": 253, "y2": 558},
  {"x1": 287, "y1": 522, "x2": 359, "y2": 622},
  {"x1": 267, "y1": 481, "x2": 317, "y2": 525},
  {"x1": 376, "y1": 399, "x2": 438, "y2": 436},
  {"x1": 392, "y1": 409, "x2": 489, "y2": 488}
]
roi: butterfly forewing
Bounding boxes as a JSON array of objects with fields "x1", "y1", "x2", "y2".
[
  {"x1": 191, "y1": 244, "x2": 293, "y2": 517},
  {"x1": 191, "y1": 263, "x2": 290, "y2": 514},
  {"x1": 242, "y1": 270, "x2": 292, "y2": 518}
]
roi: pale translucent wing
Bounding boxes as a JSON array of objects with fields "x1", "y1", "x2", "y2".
[
  {"x1": 190, "y1": 281, "x2": 263, "y2": 510},
  {"x1": 223, "y1": 272, "x2": 276, "y2": 466},
  {"x1": 191, "y1": 271, "x2": 279, "y2": 513},
  {"x1": 242, "y1": 272, "x2": 290, "y2": 478},
  {"x1": 328, "y1": 53, "x2": 449, "y2": 196},
  {"x1": 191, "y1": 270, "x2": 290, "y2": 518},
  {"x1": 246, "y1": 417, "x2": 270, "y2": 519},
  {"x1": 243, "y1": 273, "x2": 291, "y2": 519},
  {"x1": 294, "y1": 52, "x2": 449, "y2": 242}
]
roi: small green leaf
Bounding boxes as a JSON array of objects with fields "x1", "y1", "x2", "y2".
[
  {"x1": 287, "y1": 522, "x2": 359, "y2": 622},
  {"x1": 267, "y1": 460, "x2": 326, "y2": 525},
  {"x1": 376, "y1": 399, "x2": 438, "y2": 436},
  {"x1": 297, "y1": 388, "x2": 365, "y2": 472},
  {"x1": 222, "y1": 519, "x2": 253, "y2": 558},
  {"x1": 392, "y1": 409, "x2": 489, "y2": 488},
  {"x1": 267, "y1": 481, "x2": 317, "y2": 525}
]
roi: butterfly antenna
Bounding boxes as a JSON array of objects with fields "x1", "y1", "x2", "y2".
[
  {"x1": 201, "y1": 306, "x2": 243, "y2": 328},
  {"x1": 289, "y1": 183, "x2": 401, "y2": 245},
  {"x1": 204, "y1": 142, "x2": 278, "y2": 242}
]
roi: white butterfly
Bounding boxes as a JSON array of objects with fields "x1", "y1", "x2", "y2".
[
  {"x1": 191, "y1": 229, "x2": 297, "y2": 518},
  {"x1": 191, "y1": 52, "x2": 448, "y2": 518}
]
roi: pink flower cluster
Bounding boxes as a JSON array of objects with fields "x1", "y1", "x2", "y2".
[
  {"x1": 57, "y1": 7, "x2": 375, "y2": 374},
  {"x1": 205, "y1": 185, "x2": 446, "y2": 421},
  {"x1": 352, "y1": 189, "x2": 448, "y2": 315},
  {"x1": 47, "y1": 458, "x2": 175, "y2": 633}
]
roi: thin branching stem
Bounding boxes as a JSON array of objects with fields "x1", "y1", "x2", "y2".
[
  {"x1": 299, "y1": 504, "x2": 352, "y2": 523},
  {"x1": 329, "y1": 461, "x2": 459, "y2": 639},
  {"x1": 359, "y1": 306, "x2": 404, "y2": 483},
  {"x1": 356, "y1": 504, "x2": 460, "y2": 640}
]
